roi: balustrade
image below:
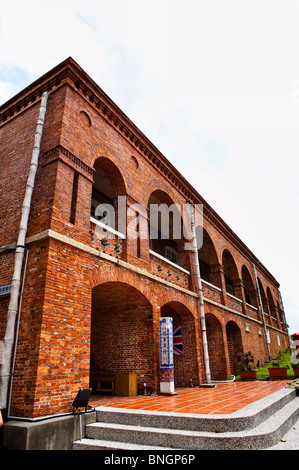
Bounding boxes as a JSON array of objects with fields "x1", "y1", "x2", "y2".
[
  {"x1": 149, "y1": 249, "x2": 190, "y2": 289},
  {"x1": 90, "y1": 216, "x2": 125, "y2": 258}
]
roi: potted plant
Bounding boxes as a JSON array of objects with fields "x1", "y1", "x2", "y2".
[
  {"x1": 238, "y1": 352, "x2": 257, "y2": 379},
  {"x1": 268, "y1": 358, "x2": 288, "y2": 378}
]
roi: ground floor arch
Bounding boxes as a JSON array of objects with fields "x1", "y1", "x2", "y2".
[
  {"x1": 90, "y1": 281, "x2": 156, "y2": 391},
  {"x1": 160, "y1": 301, "x2": 200, "y2": 387},
  {"x1": 226, "y1": 320, "x2": 243, "y2": 374},
  {"x1": 205, "y1": 313, "x2": 227, "y2": 380}
]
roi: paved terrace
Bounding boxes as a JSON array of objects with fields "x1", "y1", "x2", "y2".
[{"x1": 89, "y1": 380, "x2": 289, "y2": 415}]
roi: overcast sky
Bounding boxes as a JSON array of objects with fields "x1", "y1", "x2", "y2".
[{"x1": 0, "y1": 0, "x2": 298, "y2": 336}]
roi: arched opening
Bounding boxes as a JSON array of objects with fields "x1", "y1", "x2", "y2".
[
  {"x1": 205, "y1": 313, "x2": 226, "y2": 380},
  {"x1": 222, "y1": 249, "x2": 239, "y2": 298},
  {"x1": 90, "y1": 282, "x2": 155, "y2": 392},
  {"x1": 241, "y1": 265, "x2": 258, "y2": 307},
  {"x1": 267, "y1": 287, "x2": 277, "y2": 322},
  {"x1": 277, "y1": 300, "x2": 284, "y2": 326},
  {"x1": 91, "y1": 157, "x2": 126, "y2": 230},
  {"x1": 148, "y1": 190, "x2": 184, "y2": 268},
  {"x1": 160, "y1": 302, "x2": 199, "y2": 386},
  {"x1": 198, "y1": 229, "x2": 221, "y2": 288},
  {"x1": 257, "y1": 278, "x2": 269, "y2": 317},
  {"x1": 226, "y1": 321, "x2": 243, "y2": 375}
]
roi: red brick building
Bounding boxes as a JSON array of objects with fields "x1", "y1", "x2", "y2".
[{"x1": 0, "y1": 58, "x2": 288, "y2": 421}]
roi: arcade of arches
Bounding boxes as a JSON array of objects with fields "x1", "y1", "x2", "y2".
[
  {"x1": 88, "y1": 160, "x2": 285, "y2": 390},
  {"x1": 90, "y1": 280, "x2": 246, "y2": 390}
]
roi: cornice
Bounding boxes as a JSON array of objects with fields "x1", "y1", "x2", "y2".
[{"x1": 0, "y1": 57, "x2": 279, "y2": 288}]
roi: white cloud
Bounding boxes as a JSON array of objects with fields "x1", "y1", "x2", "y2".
[{"x1": 0, "y1": 0, "x2": 298, "y2": 334}]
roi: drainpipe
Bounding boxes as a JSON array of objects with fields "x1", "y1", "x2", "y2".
[
  {"x1": 278, "y1": 289, "x2": 290, "y2": 348},
  {"x1": 7, "y1": 247, "x2": 29, "y2": 416},
  {"x1": 187, "y1": 200, "x2": 211, "y2": 384},
  {"x1": 252, "y1": 263, "x2": 271, "y2": 360},
  {"x1": 0, "y1": 92, "x2": 50, "y2": 410}
]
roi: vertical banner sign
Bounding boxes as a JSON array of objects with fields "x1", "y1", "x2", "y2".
[{"x1": 160, "y1": 317, "x2": 175, "y2": 394}]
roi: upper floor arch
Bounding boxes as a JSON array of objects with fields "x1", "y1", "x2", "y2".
[
  {"x1": 91, "y1": 157, "x2": 127, "y2": 232},
  {"x1": 148, "y1": 189, "x2": 187, "y2": 268},
  {"x1": 142, "y1": 178, "x2": 180, "y2": 209},
  {"x1": 198, "y1": 227, "x2": 221, "y2": 287},
  {"x1": 257, "y1": 277, "x2": 269, "y2": 315},
  {"x1": 222, "y1": 249, "x2": 240, "y2": 297},
  {"x1": 267, "y1": 286, "x2": 278, "y2": 321},
  {"x1": 241, "y1": 265, "x2": 258, "y2": 308}
]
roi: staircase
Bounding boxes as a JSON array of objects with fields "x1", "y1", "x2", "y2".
[{"x1": 73, "y1": 387, "x2": 299, "y2": 450}]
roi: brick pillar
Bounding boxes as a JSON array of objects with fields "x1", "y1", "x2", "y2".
[
  {"x1": 233, "y1": 278, "x2": 247, "y2": 315},
  {"x1": 265, "y1": 299, "x2": 272, "y2": 326},
  {"x1": 210, "y1": 263, "x2": 227, "y2": 306},
  {"x1": 222, "y1": 323, "x2": 234, "y2": 378},
  {"x1": 152, "y1": 305, "x2": 162, "y2": 393},
  {"x1": 74, "y1": 173, "x2": 93, "y2": 231},
  {"x1": 248, "y1": 288, "x2": 261, "y2": 320}
]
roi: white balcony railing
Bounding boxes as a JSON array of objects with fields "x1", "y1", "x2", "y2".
[
  {"x1": 90, "y1": 216, "x2": 126, "y2": 239},
  {"x1": 149, "y1": 249, "x2": 190, "y2": 275},
  {"x1": 201, "y1": 279, "x2": 222, "y2": 292}
]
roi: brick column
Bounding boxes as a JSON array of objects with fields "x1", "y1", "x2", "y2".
[
  {"x1": 232, "y1": 278, "x2": 247, "y2": 315},
  {"x1": 210, "y1": 263, "x2": 227, "y2": 306},
  {"x1": 152, "y1": 305, "x2": 161, "y2": 393},
  {"x1": 265, "y1": 299, "x2": 272, "y2": 326},
  {"x1": 222, "y1": 323, "x2": 234, "y2": 378}
]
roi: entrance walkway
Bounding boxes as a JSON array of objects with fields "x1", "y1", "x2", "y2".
[{"x1": 89, "y1": 380, "x2": 289, "y2": 415}]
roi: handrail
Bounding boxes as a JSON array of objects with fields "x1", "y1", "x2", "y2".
[
  {"x1": 201, "y1": 278, "x2": 222, "y2": 292},
  {"x1": 149, "y1": 249, "x2": 190, "y2": 275},
  {"x1": 90, "y1": 216, "x2": 126, "y2": 239},
  {"x1": 226, "y1": 291, "x2": 243, "y2": 303}
]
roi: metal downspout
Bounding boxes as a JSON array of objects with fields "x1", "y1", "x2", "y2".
[
  {"x1": 188, "y1": 200, "x2": 211, "y2": 384},
  {"x1": 7, "y1": 248, "x2": 29, "y2": 417},
  {"x1": 253, "y1": 263, "x2": 271, "y2": 360},
  {"x1": 0, "y1": 92, "x2": 50, "y2": 410},
  {"x1": 278, "y1": 289, "x2": 290, "y2": 347}
]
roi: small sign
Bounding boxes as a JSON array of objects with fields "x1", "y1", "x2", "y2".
[{"x1": 0, "y1": 284, "x2": 11, "y2": 297}]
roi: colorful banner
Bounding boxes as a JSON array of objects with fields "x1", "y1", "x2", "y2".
[
  {"x1": 160, "y1": 317, "x2": 175, "y2": 394},
  {"x1": 173, "y1": 325, "x2": 183, "y2": 355},
  {"x1": 160, "y1": 317, "x2": 174, "y2": 369}
]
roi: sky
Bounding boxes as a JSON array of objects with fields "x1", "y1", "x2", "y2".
[{"x1": 0, "y1": 0, "x2": 298, "y2": 335}]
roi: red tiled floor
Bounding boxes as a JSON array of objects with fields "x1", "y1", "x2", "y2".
[{"x1": 89, "y1": 380, "x2": 290, "y2": 415}]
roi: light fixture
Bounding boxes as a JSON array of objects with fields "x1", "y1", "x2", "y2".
[
  {"x1": 72, "y1": 388, "x2": 92, "y2": 441},
  {"x1": 72, "y1": 388, "x2": 92, "y2": 413}
]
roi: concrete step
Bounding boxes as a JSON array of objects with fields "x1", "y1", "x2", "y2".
[
  {"x1": 81, "y1": 396, "x2": 299, "y2": 450},
  {"x1": 94, "y1": 387, "x2": 296, "y2": 433},
  {"x1": 73, "y1": 438, "x2": 177, "y2": 450},
  {"x1": 72, "y1": 387, "x2": 299, "y2": 450}
]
